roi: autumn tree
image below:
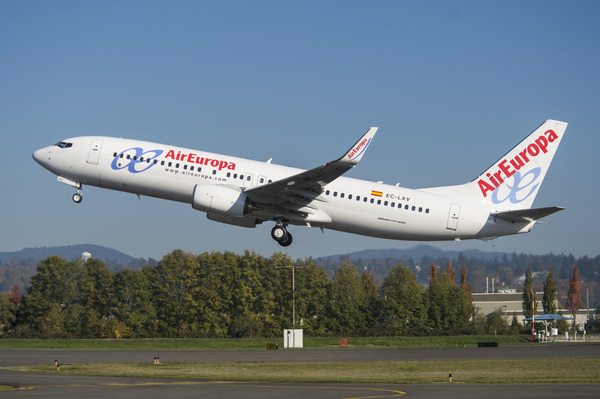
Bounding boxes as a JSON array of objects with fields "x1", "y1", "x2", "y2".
[
  {"x1": 566, "y1": 265, "x2": 583, "y2": 331},
  {"x1": 460, "y1": 264, "x2": 473, "y2": 304},
  {"x1": 429, "y1": 263, "x2": 438, "y2": 286}
]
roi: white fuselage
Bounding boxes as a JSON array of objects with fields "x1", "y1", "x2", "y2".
[{"x1": 33, "y1": 135, "x2": 535, "y2": 243}]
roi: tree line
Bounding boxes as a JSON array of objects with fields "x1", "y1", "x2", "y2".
[{"x1": 0, "y1": 250, "x2": 594, "y2": 338}]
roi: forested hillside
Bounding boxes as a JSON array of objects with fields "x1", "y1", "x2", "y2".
[
  {"x1": 0, "y1": 250, "x2": 598, "y2": 338},
  {"x1": 0, "y1": 245, "x2": 156, "y2": 292},
  {"x1": 317, "y1": 248, "x2": 600, "y2": 307}
]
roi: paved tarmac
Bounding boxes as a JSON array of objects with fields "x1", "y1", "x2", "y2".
[{"x1": 1, "y1": 344, "x2": 599, "y2": 398}]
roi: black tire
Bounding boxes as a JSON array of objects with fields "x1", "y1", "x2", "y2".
[
  {"x1": 278, "y1": 232, "x2": 293, "y2": 247},
  {"x1": 271, "y1": 225, "x2": 287, "y2": 241}
]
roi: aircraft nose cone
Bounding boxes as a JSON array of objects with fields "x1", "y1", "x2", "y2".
[{"x1": 32, "y1": 147, "x2": 50, "y2": 166}]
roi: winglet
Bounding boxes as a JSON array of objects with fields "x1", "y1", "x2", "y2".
[{"x1": 340, "y1": 127, "x2": 378, "y2": 165}]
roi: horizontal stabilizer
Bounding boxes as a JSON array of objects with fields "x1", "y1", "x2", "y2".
[{"x1": 492, "y1": 206, "x2": 564, "y2": 223}]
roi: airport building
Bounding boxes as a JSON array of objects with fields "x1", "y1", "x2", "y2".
[{"x1": 472, "y1": 292, "x2": 595, "y2": 329}]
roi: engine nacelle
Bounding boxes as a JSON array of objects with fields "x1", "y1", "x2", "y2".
[{"x1": 192, "y1": 184, "x2": 249, "y2": 217}]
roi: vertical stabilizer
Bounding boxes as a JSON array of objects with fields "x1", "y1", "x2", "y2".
[{"x1": 472, "y1": 120, "x2": 567, "y2": 210}]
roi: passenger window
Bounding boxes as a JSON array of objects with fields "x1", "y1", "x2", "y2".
[
  {"x1": 412, "y1": 206, "x2": 416, "y2": 211},
  {"x1": 384, "y1": 201, "x2": 388, "y2": 206},
  {"x1": 326, "y1": 190, "x2": 330, "y2": 195},
  {"x1": 340, "y1": 193, "x2": 345, "y2": 198},
  {"x1": 426, "y1": 209, "x2": 430, "y2": 214},
  {"x1": 370, "y1": 198, "x2": 374, "y2": 204},
  {"x1": 348, "y1": 194, "x2": 352, "y2": 200},
  {"x1": 333, "y1": 192, "x2": 338, "y2": 197},
  {"x1": 377, "y1": 200, "x2": 381, "y2": 205},
  {"x1": 213, "y1": 170, "x2": 217, "y2": 175}
]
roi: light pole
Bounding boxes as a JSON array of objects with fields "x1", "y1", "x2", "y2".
[{"x1": 278, "y1": 265, "x2": 305, "y2": 328}]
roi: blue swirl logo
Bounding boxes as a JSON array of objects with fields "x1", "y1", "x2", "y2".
[
  {"x1": 492, "y1": 167, "x2": 541, "y2": 204},
  {"x1": 111, "y1": 147, "x2": 163, "y2": 173}
]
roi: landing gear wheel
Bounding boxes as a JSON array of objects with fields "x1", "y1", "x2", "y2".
[
  {"x1": 72, "y1": 193, "x2": 83, "y2": 203},
  {"x1": 271, "y1": 225, "x2": 287, "y2": 241},
  {"x1": 278, "y1": 232, "x2": 293, "y2": 247}
]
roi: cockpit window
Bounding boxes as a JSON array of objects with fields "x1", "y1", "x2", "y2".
[{"x1": 55, "y1": 142, "x2": 73, "y2": 148}]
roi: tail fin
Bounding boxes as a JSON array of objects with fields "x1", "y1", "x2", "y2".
[{"x1": 473, "y1": 120, "x2": 567, "y2": 210}]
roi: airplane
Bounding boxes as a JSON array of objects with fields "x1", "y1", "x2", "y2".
[{"x1": 33, "y1": 120, "x2": 567, "y2": 247}]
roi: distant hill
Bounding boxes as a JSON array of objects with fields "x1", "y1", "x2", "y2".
[
  {"x1": 316, "y1": 244, "x2": 507, "y2": 263},
  {"x1": 0, "y1": 244, "x2": 137, "y2": 265},
  {"x1": 0, "y1": 244, "x2": 149, "y2": 292}
]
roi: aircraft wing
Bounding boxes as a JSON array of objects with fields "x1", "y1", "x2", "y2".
[
  {"x1": 492, "y1": 206, "x2": 565, "y2": 223},
  {"x1": 245, "y1": 127, "x2": 378, "y2": 206}
]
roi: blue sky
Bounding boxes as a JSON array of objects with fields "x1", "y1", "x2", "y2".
[{"x1": 1, "y1": 1, "x2": 598, "y2": 260}]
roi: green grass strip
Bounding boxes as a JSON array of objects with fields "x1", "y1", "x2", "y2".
[
  {"x1": 0, "y1": 335, "x2": 534, "y2": 350},
  {"x1": 10, "y1": 358, "x2": 600, "y2": 384}
]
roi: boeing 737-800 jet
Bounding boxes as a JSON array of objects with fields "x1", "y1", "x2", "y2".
[{"x1": 33, "y1": 120, "x2": 567, "y2": 247}]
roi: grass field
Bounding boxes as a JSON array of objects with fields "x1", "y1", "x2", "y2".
[
  {"x1": 3, "y1": 336, "x2": 598, "y2": 384},
  {"x1": 0, "y1": 335, "x2": 533, "y2": 350},
  {"x1": 12, "y1": 358, "x2": 600, "y2": 384}
]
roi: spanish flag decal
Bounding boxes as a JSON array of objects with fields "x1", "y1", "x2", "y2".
[{"x1": 371, "y1": 190, "x2": 383, "y2": 197}]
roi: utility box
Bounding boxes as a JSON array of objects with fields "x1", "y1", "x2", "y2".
[{"x1": 283, "y1": 329, "x2": 303, "y2": 348}]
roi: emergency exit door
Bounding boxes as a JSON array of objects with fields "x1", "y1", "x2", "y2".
[{"x1": 446, "y1": 203, "x2": 461, "y2": 231}]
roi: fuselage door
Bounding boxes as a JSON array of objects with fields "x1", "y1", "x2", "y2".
[
  {"x1": 446, "y1": 203, "x2": 461, "y2": 231},
  {"x1": 87, "y1": 139, "x2": 103, "y2": 165}
]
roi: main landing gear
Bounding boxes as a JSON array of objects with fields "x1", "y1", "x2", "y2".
[{"x1": 271, "y1": 222, "x2": 293, "y2": 247}]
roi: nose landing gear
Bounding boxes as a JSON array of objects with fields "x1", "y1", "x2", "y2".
[
  {"x1": 271, "y1": 222, "x2": 293, "y2": 247},
  {"x1": 72, "y1": 187, "x2": 83, "y2": 203}
]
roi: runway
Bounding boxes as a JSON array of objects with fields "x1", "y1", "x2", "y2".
[{"x1": 1, "y1": 344, "x2": 599, "y2": 398}]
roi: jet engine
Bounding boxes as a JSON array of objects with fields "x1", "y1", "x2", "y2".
[{"x1": 192, "y1": 184, "x2": 249, "y2": 217}]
